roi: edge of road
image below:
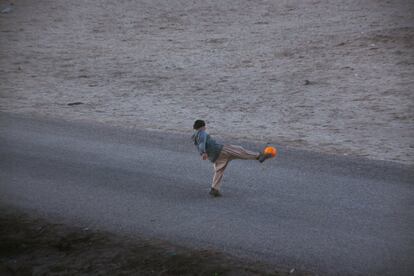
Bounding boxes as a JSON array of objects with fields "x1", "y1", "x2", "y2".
[{"x1": 1, "y1": 111, "x2": 413, "y2": 186}]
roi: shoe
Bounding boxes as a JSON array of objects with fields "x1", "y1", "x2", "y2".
[
  {"x1": 209, "y1": 188, "x2": 221, "y2": 197},
  {"x1": 258, "y1": 152, "x2": 272, "y2": 163}
]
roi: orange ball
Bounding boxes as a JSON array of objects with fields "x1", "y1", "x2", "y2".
[{"x1": 264, "y1": 146, "x2": 277, "y2": 157}]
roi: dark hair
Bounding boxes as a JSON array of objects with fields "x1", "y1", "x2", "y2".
[{"x1": 193, "y1": 120, "x2": 205, "y2": 130}]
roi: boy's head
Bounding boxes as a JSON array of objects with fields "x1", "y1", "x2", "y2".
[{"x1": 193, "y1": 119, "x2": 205, "y2": 130}]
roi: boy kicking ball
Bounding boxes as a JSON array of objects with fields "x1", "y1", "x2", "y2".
[{"x1": 191, "y1": 120, "x2": 276, "y2": 197}]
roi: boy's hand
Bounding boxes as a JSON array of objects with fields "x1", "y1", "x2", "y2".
[{"x1": 202, "y1": 153, "x2": 208, "y2": 160}]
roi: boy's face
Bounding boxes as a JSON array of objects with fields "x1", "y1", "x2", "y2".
[{"x1": 195, "y1": 126, "x2": 206, "y2": 131}]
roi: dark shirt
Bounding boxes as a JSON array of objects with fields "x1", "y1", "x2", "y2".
[{"x1": 191, "y1": 130, "x2": 223, "y2": 163}]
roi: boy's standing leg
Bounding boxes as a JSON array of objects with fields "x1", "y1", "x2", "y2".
[{"x1": 212, "y1": 152, "x2": 230, "y2": 192}]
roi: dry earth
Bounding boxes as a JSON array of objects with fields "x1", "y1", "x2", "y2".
[{"x1": 0, "y1": 0, "x2": 413, "y2": 164}]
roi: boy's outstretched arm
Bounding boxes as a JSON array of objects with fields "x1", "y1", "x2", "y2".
[{"x1": 197, "y1": 132, "x2": 208, "y2": 160}]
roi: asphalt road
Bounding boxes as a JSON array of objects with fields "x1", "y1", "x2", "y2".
[{"x1": 1, "y1": 113, "x2": 413, "y2": 276}]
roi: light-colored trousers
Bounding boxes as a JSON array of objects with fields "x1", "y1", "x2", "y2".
[{"x1": 212, "y1": 145, "x2": 260, "y2": 190}]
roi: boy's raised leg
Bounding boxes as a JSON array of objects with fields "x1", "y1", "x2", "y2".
[{"x1": 225, "y1": 145, "x2": 260, "y2": 160}]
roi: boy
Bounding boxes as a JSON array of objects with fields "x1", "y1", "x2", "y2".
[{"x1": 191, "y1": 120, "x2": 272, "y2": 197}]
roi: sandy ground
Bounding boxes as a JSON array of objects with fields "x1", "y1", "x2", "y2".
[
  {"x1": 0, "y1": 0, "x2": 413, "y2": 164},
  {"x1": 0, "y1": 207, "x2": 311, "y2": 276}
]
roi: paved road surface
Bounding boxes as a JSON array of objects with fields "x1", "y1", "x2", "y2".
[{"x1": 1, "y1": 113, "x2": 413, "y2": 275}]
